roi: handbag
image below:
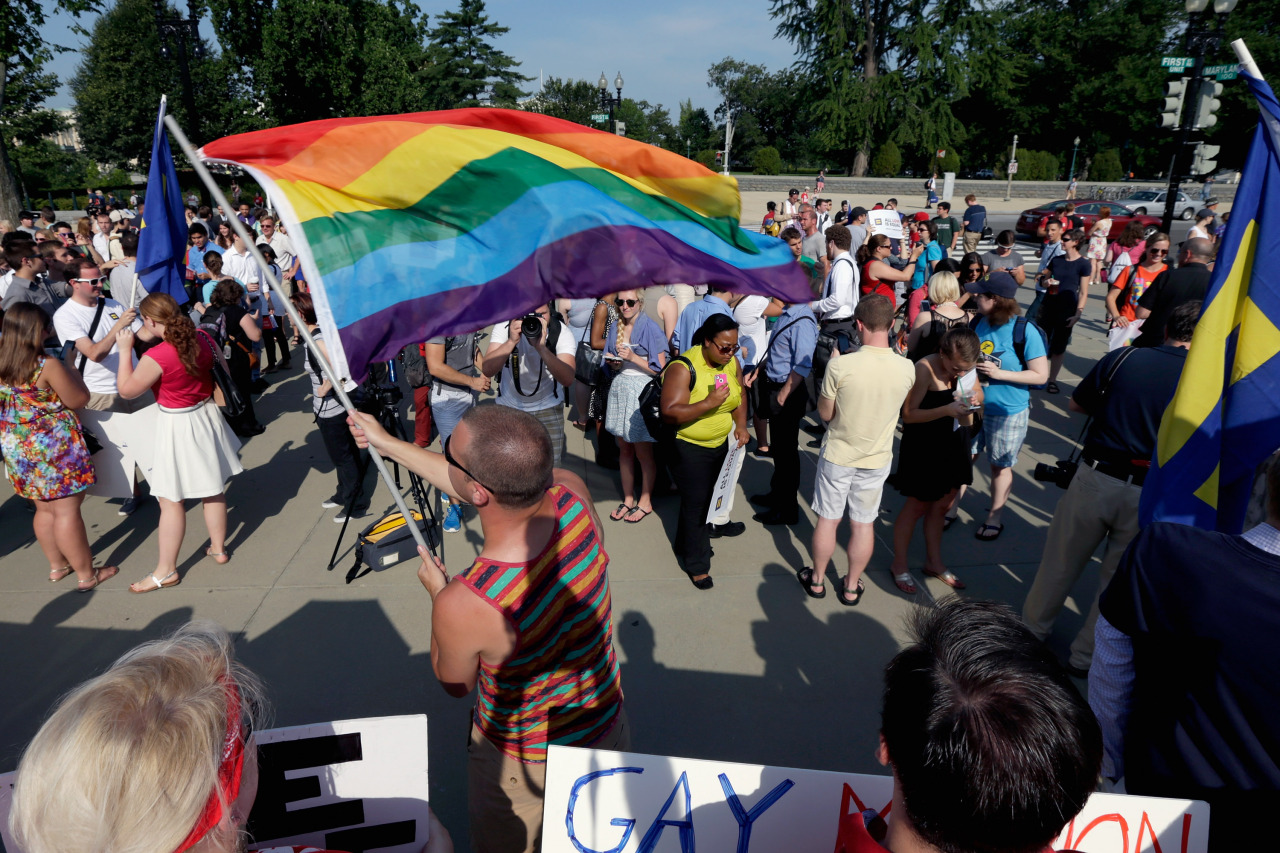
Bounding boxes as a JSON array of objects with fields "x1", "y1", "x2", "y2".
[
  {"x1": 574, "y1": 301, "x2": 613, "y2": 387},
  {"x1": 201, "y1": 331, "x2": 249, "y2": 419}
]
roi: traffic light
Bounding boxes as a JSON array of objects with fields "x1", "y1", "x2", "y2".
[
  {"x1": 1194, "y1": 80, "x2": 1225, "y2": 128},
  {"x1": 715, "y1": 151, "x2": 723, "y2": 165},
  {"x1": 1191, "y1": 142, "x2": 1221, "y2": 176},
  {"x1": 1160, "y1": 78, "x2": 1189, "y2": 129}
]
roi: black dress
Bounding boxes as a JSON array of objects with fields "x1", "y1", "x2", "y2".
[{"x1": 893, "y1": 387, "x2": 973, "y2": 502}]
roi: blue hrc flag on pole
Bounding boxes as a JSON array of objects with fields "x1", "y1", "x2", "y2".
[
  {"x1": 1139, "y1": 70, "x2": 1280, "y2": 532},
  {"x1": 135, "y1": 96, "x2": 192, "y2": 303}
]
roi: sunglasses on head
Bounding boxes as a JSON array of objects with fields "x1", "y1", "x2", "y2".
[{"x1": 615, "y1": 298, "x2": 638, "y2": 307}]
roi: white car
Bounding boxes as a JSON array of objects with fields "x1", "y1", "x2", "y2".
[{"x1": 1111, "y1": 190, "x2": 1196, "y2": 220}]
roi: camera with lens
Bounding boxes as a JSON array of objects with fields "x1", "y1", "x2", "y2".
[
  {"x1": 520, "y1": 313, "x2": 543, "y2": 339},
  {"x1": 1033, "y1": 458, "x2": 1078, "y2": 489}
]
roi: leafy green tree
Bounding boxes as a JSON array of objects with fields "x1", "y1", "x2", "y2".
[
  {"x1": 753, "y1": 146, "x2": 782, "y2": 175},
  {"x1": 614, "y1": 99, "x2": 675, "y2": 147},
  {"x1": 1, "y1": 0, "x2": 101, "y2": 218},
  {"x1": 678, "y1": 100, "x2": 716, "y2": 158},
  {"x1": 524, "y1": 77, "x2": 599, "y2": 125},
  {"x1": 939, "y1": 150, "x2": 961, "y2": 174},
  {"x1": 694, "y1": 149, "x2": 717, "y2": 170},
  {"x1": 1091, "y1": 148, "x2": 1123, "y2": 182},
  {"x1": 870, "y1": 141, "x2": 902, "y2": 177},
  {"x1": 71, "y1": 0, "x2": 230, "y2": 167},
  {"x1": 421, "y1": 0, "x2": 529, "y2": 109}
]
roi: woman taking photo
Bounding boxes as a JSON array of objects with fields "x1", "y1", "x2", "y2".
[
  {"x1": 888, "y1": 327, "x2": 983, "y2": 594},
  {"x1": 857, "y1": 234, "x2": 921, "y2": 306},
  {"x1": 0, "y1": 304, "x2": 115, "y2": 591},
  {"x1": 604, "y1": 289, "x2": 668, "y2": 524},
  {"x1": 1106, "y1": 232, "x2": 1170, "y2": 327},
  {"x1": 906, "y1": 220, "x2": 944, "y2": 325},
  {"x1": 659, "y1": 313, "x2": 749, "y2": 590},
  {"x1": 115, "y1": 293, "x2": 243, "y2": 593},
  {"x1": 202, "y1": 279, "x2": 264, "y2": 436}
]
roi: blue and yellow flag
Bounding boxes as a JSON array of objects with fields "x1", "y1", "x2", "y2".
[
  {"x1": 1140, "y1": 71, "x2": 1280, "y2": 532},
  {"x1": 135, "y1": 97, "x2": 192, "y2": 303}
]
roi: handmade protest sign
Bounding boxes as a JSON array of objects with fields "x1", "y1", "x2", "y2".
[
  {"x1": 867, "y1": 210, "x2": 904, "y2": 240},
  {"x1": 542, "y1": 746, "x2": 1210, "y2": 853}
]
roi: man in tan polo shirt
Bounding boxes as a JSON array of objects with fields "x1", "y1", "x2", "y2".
[{"x1": 796, "y1": 295, "x2": 915, "y2": 605}]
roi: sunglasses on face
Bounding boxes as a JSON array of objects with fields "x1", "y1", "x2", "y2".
[
  {"x1": 73, "y1": 277, "x2": 104, "y2": 285},
  {"x1": 710, "y1": 342, "x2": 740, "y2": 355},
  {"x1": 1148, "y1": 248, "x2": 1168, "y2": 256},
  {"x1": 966, "y1": 266, "x2": 982, "y2": 274},
  {"x1": 443, "y1": 434, "x2": 493, "y2": 493},
  {"x1": 615, "y1": 298, "x2": 639, "y2": 307}
]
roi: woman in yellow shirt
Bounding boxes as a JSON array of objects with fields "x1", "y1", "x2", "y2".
[{"x1": 659, "y1": 313, "x2": 749, "y2": 590}]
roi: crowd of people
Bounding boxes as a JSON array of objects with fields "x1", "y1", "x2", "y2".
[{"x1": 0, "y1": 174, "x2": 1274, "y2": 853}]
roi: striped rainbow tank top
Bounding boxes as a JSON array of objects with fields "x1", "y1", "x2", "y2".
[{"x1": 457, "y1": 484, "x2": 623, "y2": 762}]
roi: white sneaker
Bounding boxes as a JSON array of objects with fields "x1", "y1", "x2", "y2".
[{"x1": 321, "y1": 499, "x2": 341, "y2": 509}]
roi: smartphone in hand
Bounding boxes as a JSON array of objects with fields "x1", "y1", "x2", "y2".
[{"x1": 715, "y1": 373, "x2": 728, "y2": 390}]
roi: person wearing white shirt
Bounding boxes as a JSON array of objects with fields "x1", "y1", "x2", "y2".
[
  {"x1": 810, "y1": 225, "x2": 858, "y2": 323},
  {"x1": 52, "y1": 258, "x2": 156, "y2": 513},
  {"x1": 91, "y1": 212, "x2": 113, "y2": 264},
  {"x1": 259, "y1": 215, "x2": 297, "y2": 279},
  {"x1": 482, "y1": 304, "x2": 576, "y2": 466},
  {"x1": 816, "y1": 199, "x2": 834, "y2": 234}
]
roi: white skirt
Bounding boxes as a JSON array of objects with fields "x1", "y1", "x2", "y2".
[{"x1": 148, "y1": 399, "x2": 244, "y2": 501}]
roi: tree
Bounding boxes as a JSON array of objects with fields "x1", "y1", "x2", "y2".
[
  {"x1": 0, "y1": 0, "x2": 100, "y2": 219},
  {"x1": 678, "y1": 99, "x2": 716, "y2": 159},
  {"x1": 753, "y1": 146, "x2": 782, "y2": 175},
  {"x1": 870, "y1": 141, "x2": 902, "y2": 177},
  {"x1": 71, "y1": 0, "x2": 231, "y2": 167},
  {"x1": 420, "y1": 0, "x2": 529, "y2": 109},
  {"x1": 706, "y1": 57, "x2": 803, "y2": 160},
  {"x1": 524, "y1": 77, "x2": 599, "y2": 125},
  {"x1": 1091, "y1": 148, "x2": 1123, "y2": 182}
]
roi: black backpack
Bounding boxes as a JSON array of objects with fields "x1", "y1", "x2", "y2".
[
  {"x1": 638, "y1": 355, "x2": 694, "y2": 438},
  {"x1": 398, "y1": 343, "x2": 430, "y2": 388}
]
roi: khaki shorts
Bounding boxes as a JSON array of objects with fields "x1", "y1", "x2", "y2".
[
  {"x1": 467, "y1": 707, "x2": 631, "y2": 853},
  {"x1": 811, "y1": 456, "x2": 891, "y2": 523},
  {"x1": 85, "y1": 390, "x2": 153, "y2": 413}
]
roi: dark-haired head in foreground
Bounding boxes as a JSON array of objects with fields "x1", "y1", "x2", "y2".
[{"x1": 879, "y1": 598, "x2": 1102, "y2": 853}]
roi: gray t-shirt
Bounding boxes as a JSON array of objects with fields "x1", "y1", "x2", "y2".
[
  {"x1": 802, "y1": 230, "x2": 826, "y2": 264},
  {"x1": 848, "y1": 223, "x2": 868, "y2": 250},
  {"x1": 982, "y1": 249, "x2": 1026, "y2": 273}
]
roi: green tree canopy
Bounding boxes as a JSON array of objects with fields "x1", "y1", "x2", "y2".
[{"x1": 421, "y1": 0, "x2": 529, "y2": 109}]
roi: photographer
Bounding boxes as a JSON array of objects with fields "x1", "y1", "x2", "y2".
[
  {"x1": 1022, "y1": 300, "x2": 1199, "y2": 678},
  {"x1": 482, "y1": 303, "x2": 575, "y2": 466}
]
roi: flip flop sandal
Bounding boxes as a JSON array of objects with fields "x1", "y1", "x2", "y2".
[
  {"x1": 835, "y1": 576, "x2": 865, "y2": 606},
  {"x1": 975, "y1": 523, "x2": 1005, "y2": 541},
  {"x1": 623, "y1": 506, "x2": 653, "y2": 524},
  {"x1": 1045, "y1": 381, "x2": 1061, "y2": 394},
  {"x1": 129, "y1": 570, "x2": 181, "y2": 594},
  {"x1": 796, "y1": 566, "x2": 826, "y2": 599},
  {"x1": 892, "y1": 572, "x2": 917, "y2": 595},
  {"x1": 77, "y1": 565, "x2": 120, "y2": 593},
  {"x1": 942, "y1": 514, "x2": 958, "y2": 532},
  {"x1": 609, "y1": 502, "x2": 633, "y2": 522},
  {"x1": 923, "y1": 568, "x2": 967, "y2": 589},
  {"x1": 49, "y1": 565, "x2": 73, "y2": 583}
]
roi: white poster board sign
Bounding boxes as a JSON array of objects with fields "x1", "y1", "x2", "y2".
[
  {"x1": 1108, "y1": 319, "x2": 1145, "y2": 351},
  {"x1": 705, "y1": 437, "x2": 743, "y2": 524},
  {"x1": 867, "y1": 210, "x2": 904, "y2": 240},
  {"x1": 0, "y1": 715, "x2": 430, "y2": 853},
  {"x1": 82, "y1": 402, "x2": 158, "y2": 498},
  {"x1": 543, "y1": 747, "x2": 1209, "y2": 853}
]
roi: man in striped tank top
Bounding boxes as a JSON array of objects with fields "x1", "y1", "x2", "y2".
[{"x1": 349, "y1": 403, "x2": 629, "y2": 853}]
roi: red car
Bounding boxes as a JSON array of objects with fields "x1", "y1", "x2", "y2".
[{"x1": 1015, "y1": 199, "x2": 1161, "y2": 242}]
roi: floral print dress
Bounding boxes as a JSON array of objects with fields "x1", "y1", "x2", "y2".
[{"x1": 0, "y1": 357, "x2": 95, "y2": 500}]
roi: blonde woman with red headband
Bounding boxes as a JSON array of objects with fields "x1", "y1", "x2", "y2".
[{"x1": 9, "y1": 620, "x2": 454, "y2": 853}]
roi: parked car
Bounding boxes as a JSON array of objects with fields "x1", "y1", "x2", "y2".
[
  {"x1": 1014, "y1": 199, "x2": 1161, "y2": 241},
  {"x1": 975, "y1": 168, "x2": 995, "y2": 179},
  {"x1": 1109, "y1": 189, "x2": 1196, "y2": 220}
]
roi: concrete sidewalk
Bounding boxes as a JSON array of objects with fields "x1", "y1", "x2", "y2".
[{"x1": 0, "y1": 286, "x2": 1110, "y2": 847}]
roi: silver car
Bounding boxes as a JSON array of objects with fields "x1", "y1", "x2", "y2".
[{"x1": 1111, "y1": 189, "x2": 1196, "y2": 220}]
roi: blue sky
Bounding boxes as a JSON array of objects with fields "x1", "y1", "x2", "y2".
[{"x1": 42, "y1": 0, "x2": 798, "y2": 120}]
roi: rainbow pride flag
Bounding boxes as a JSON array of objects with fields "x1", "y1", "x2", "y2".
[{"x1": 199, "y1": 109, "x2": 809, "y2": 381}]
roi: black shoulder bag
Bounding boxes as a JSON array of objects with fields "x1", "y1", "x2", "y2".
[{"x1": 76, "y1": 298, "x2": 107, "y2": 375}]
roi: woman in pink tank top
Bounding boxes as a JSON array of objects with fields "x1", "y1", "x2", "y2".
[{"x1": 115, "y1": 293, "x2": 244, "y2": 593}]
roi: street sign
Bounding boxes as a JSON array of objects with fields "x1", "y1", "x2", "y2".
[
  {"x1": 1007, "y1": 161, "x2": 1019, "y2": 175},
  {"x1": 1204, "y1": 64, "x2": 1239, "y2": 80},
  {"x1": 936, "y1": 149, "x2": 946, "y2": 158},
  {"x1": 590, "y1": 113, "x2": 608, "y2": 122},
  {"x1": 615, "y1": 122, "x2": 626, "y2": 137},
  {"x1": 1162, "y1": 56, "x2": 1194, "y2": 72}
]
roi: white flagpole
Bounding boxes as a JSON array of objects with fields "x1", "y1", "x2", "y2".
[
  {"x1": 162, "y1": 114, "x2": 432, "y2": 555},
  {"x1": 1232, "y1": 39, "x2": 1264, "y2": 81}
]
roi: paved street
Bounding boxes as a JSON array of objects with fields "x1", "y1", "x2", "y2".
[{"x1": 0, "y1": 230, "x2": 1132, "y2": 847}]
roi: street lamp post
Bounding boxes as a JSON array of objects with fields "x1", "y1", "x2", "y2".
[
  {"x1": 153, "y1": 0, "x2": 205, "y2": 201},
  {"x1": 1004, "y1": 134, "x2": 1018, "y2": 202},
  {"x1": 597, "y1": 71, "x2": 623, "y2": 134},
  {"x1": 1069, "y1": 136, "x2": 1081, "y2": 181},
  {"x1": 1161, "y1": 0, "x2": 1239, "y2": 233}
]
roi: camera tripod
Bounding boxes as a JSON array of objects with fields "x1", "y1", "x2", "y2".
[{"x1": 327, "y1": 383, "x2": 443, "y2": 583}]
